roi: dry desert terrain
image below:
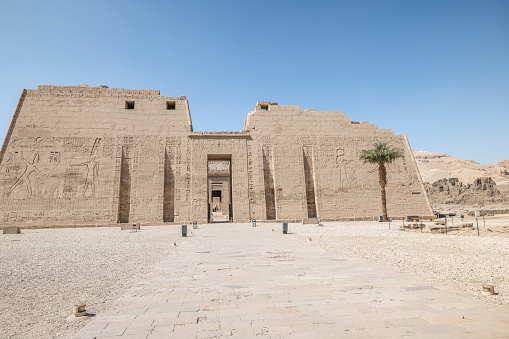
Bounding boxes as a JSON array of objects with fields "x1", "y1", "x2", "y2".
[{"x1": 2, "y1": 217, "x2": 509, "y2": 338}]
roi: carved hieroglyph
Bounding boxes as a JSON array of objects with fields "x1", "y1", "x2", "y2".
[{"x1": 0, "y1": 85, "x2": 432, "y2": 225}]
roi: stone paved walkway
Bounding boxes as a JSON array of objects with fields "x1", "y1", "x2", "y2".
[{"x1": 73, "y1": 223, "x2": 509, "y2": 338}]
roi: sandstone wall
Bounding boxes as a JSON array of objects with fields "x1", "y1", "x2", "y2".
[
  {"x1": 0, "y1": 86, "x2": 432, "y2": 226},
  {"x1": 0, "y1": 85, "x2": 192, "y2": 225},
  {"x1": 244, "y1": 102, "x2": 432, "y2": 221}
]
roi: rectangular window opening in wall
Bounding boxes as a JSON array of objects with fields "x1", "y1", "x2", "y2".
[
  {"x1": 49, "y1": 151, "x2": 60, "y2": 162},
  {"x1": 211, "y1": 190, "x2": 222, "y2": 202},
  {"x1": 125, "y1": 101, "x2": 135, "y2": 109},
  {"x1": 260, "y1": 104, "x2": 269, "y2": 110},
  {"x1": 166, "y1": 101, "x2": 176, "y2": 110}
]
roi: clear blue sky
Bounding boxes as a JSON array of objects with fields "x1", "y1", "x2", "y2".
[{"x1": 0, "y1": 0, "x2": 507, "y2": 164}]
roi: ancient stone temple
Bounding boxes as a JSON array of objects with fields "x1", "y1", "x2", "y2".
[{"x1": 0, "y1": 85, "x2": 432, "y2": 226}]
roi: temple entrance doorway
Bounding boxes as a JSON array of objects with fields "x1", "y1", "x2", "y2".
[{"x1": 207, "y1": 156, "x2": 232, "y2": 223}]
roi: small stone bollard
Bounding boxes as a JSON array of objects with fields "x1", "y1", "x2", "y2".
[
  {"x1": 482, "y1": 285, "x2": 495, "y2": 295},
  {"x1": 120, "y1": 223, "x2": 140, "y2": 231},
  {"x1": 193, "y1": 221, "x2": 197, "y2": 229},
  {"x1": 181, "y1": 225, "x2": 187, "y2": 237},
  {"x1": 252, "y1": 219, "x2": 256, "y2": 227},
  {"x1": 282, "y1": 222, "x2": 288, "y2": 234},
  {"x1": 73, "y1": 303, "x2": 86, "y2": 317},
  {"x1": 3, "y1": 226, "x2": 21, "y2": 234}
]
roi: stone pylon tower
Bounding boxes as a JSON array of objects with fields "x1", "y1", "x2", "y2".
[{"x1": 0, "y1": 85, "x2": 432, "y2": 226}]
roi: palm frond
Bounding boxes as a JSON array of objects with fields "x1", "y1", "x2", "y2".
[{"x1": 359, "y1": 142, "x2": 404, "y2": 165}]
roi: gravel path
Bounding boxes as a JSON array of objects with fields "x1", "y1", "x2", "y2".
[
  {"x1": 260, "y1": 219, "x2": 509, "y2": 307},
  {"x1": 0, "y1": 225, "x2": 180, "y2": 339}
]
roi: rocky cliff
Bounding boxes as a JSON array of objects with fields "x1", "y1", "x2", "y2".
[{"x1": 413, "y1": 151, "x2": 509, "y2": 212}]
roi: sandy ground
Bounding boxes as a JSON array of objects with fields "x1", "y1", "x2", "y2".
[
  {"x1": 259, "y1": 215, "x2": 509, "y2": 307},
  {"x1": 2, "y1": 217, "x2": 509, "y2": 338},
  {"x1": 0, "y1": 225, "x2": 181, "y2": 339}
]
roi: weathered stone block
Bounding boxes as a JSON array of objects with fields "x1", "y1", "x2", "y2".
[
  {"x1": 3, "y1": 227, "x2": 21, "y2": 234},
  {"x1": 120, "y1": 223, "x2": 140, "y2": 230}
]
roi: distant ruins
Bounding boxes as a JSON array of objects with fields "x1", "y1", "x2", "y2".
[{"x1": 0, "y1": 85, "x2": 432, "y2": 225}]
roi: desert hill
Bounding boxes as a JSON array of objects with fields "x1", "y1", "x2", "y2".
[
  {"x1": 412, "y1": 151, "x2": 509, "y2": 213},
  {"x1": 413, "y1": 150, "x2": 509, "y2": 186}
]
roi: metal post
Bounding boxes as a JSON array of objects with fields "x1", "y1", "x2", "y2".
[
  {"x1": 476, "y1": 218, "x2": 479, "y2": 236},
  {"x1": 181, "y1": 225, "x2": 187, "y2": 237},
  {"x1": 483, "y1": 215, "x2": 485, "y2": 227},
  {"x1": 193, "y1": 221, "x2": 197, "y2": 229},
  {"x1": 282, "y1": 222, "x2": 288, "y2": 234},
  {"x1": 445, "y1": 216, "x2": 447, "y2": 235},
  {"x1": 252, "y1": 219, "x2": 256, "y2": 227}
]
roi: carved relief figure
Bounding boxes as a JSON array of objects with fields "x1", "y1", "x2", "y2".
[
  {"x1": 5, "y1": 152, "x2": 14, "y2": 163},
  {"x1": 73, "y1": 138, "x2": 101, "y2": 197},
  {"x1": 7, "y1": 152, "x2": 40, "y2": 197},
  {"x1": 336, "y1": 148, "x2": 349, "y2": 191}
]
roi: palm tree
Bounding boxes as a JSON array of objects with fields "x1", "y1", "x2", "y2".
[{"x1": 359, "y1": 142, "x2": 404, "y2": 222}]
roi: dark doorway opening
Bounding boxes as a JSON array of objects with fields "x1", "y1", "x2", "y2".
[{"x1": 207, "y1": 155, "x2": 232, "y2": 223}]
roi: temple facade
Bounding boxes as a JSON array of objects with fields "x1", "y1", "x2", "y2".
[{"x1": 0, "y1": 85, "x2": 432, "y2": 226}]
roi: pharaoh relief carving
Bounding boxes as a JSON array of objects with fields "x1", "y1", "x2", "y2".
[
  {"x1": 72, "y1": 138, "x2": 105, "y2": 197},
  {"x1": 6, "y1": 151, "x2": 41, "y2": 197},
  {"x1": 335, "y1": 148, "x2": 357, "y2": 191}
]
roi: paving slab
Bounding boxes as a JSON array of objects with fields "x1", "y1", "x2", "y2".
[{"x1": 73, "y1": 223, "x2": 509, "y2": 338}]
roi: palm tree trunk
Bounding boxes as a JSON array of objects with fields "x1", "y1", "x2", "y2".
[{"x1": 378, "y1": 163, "x2": 388, "y2": 221}]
